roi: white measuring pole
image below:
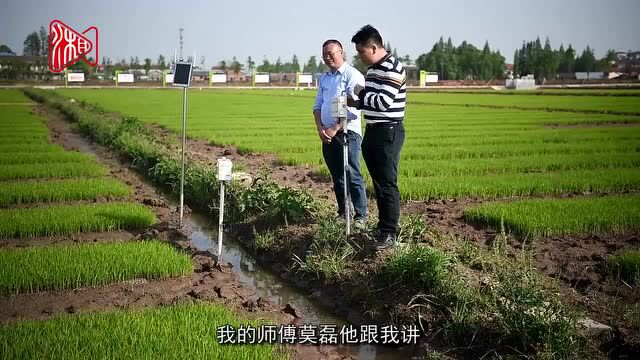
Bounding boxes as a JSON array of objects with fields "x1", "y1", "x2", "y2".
[
  {"x1": 216, "y1": 157, "x2": 233, "y2": 261},
  {"x1": 342, "y1": 116, "x2": 350, "y2": 237},
  {"x1": 218, "y1": 181, "x2": 225, "y2": 259}
]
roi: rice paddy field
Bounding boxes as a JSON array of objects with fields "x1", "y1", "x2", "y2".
[
  {"x1": 0, "y1": 90, "x2": 282, "y2": 360},
  {"x1": 55, "y1": 87, "x2": 640, "y2": 237},
  {"x1": 3, "y1": 85, "x2": 639, "y2": 358}
]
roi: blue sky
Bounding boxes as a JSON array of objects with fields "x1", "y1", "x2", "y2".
[{"x1": 2, "y1": 0, "x2": 638, "y2": 68}]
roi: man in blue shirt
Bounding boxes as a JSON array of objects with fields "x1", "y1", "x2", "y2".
[{"x1": 312, "y1": 39, "x2": 367, "y2": 224}]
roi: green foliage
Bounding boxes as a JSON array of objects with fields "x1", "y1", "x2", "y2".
[
  {"x1": 465, "y1": 195, "x2": 640, "y2": 237},
  {"x1": 23, "y1": 88, "x2": 319, "y2": 225},
  {"x1": 293, "y1": 216, "x2": 356, "y2": 281},
  {"x1": 385, "y1": 245, "x2": 449, "y2": 290},
  {"x1": 607, "y1": 250, "x2": 640, "y2": 285},
  {"x1": 0, "y1": 202, "x2": 157, "y2": 238},
  {"x1": 415, "y1": 37, "x2": 505, "y2": 80},
  {"x1": 0, "y1": 304, "x2": 283, "y2": 360},
  {"x1": 487, "y1": 261, "x2": 579, "y2": 355},
  {"x1": 0, "y1": 162, "x2": 108, "y2": 180},
  {"x1": 0, "y1": 178, "x2": 130, "y2": 206},
  {"x1": 397, "y1": 214, "x2": 427, "y2": 244},
  {"x1": 0, "y1": 241, "x2": 192, "y2": 294},
  {"x1": 0, "y1": 151, "x2": 94, "y2": 165}
]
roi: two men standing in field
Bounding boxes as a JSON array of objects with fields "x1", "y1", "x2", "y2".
[{"x1": 313, "y1": 25, "x2": 407, "y2": 251}]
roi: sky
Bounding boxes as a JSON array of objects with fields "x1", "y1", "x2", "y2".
[{"x1": 1, "y1": 0, "x2": 639, "y2": 69}]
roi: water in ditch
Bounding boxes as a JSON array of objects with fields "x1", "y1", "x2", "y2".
[{"x1": 185, "y1": 211, "x2": 413, "y2": 360}]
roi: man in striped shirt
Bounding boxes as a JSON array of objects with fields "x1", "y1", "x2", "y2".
[{"x1": 349, "y1": 25, "x2": 406, "y2": 250}]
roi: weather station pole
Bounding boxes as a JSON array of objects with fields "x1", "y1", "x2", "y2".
[{"x1": 173, "y1": 51, "x2": 195, "y2": 228}]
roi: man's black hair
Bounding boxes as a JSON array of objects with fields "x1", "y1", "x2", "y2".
[
  {"x1": 322, "y1": 39, "x2": 343, "y2": 49},
  {"x1": 351, "y1": 25, "x2": 383, "y2": 48}
]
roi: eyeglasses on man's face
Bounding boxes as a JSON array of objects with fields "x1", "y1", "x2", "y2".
[{"x1": 322, "y1": 49, "x2": 342, "y2": 58}]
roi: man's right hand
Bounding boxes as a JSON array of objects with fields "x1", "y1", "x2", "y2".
[{"x1": 318, "y1": 127, "x2": 331, "y2": 144}]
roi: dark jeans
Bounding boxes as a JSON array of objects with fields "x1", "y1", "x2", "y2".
[
  {"x1": 322, "y1": 130, "x2": 367, "y2": 219},
  {"x1": 362, "y1": 122, "x2": 405, "y2": 236}
]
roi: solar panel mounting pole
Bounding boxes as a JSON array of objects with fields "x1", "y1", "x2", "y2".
[{"x1": 176, "y1": 51, "x2": 195, "y2": 228}]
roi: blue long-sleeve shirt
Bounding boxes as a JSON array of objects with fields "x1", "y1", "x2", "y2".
[{"x1": 312, "y1": 62, "x2": 365, "y2": 135}]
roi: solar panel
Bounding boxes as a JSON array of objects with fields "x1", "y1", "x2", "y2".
[{"x1": 173, "y1": 62, "x2": 193, "y2": 87}]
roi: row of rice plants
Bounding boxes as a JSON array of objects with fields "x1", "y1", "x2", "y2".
[
  {"x1": 400, "y1": 168, "x2": 640, "y2": 200},
  {"x1": 0, "y1": 162, "x2": 109, "y2": 180},
  {"x1": 0, "y1": 143, "x2": 65, "y2": 153},
  {"x1": 399, "y1": 153, "x2": 640, "y2": 177},
  {"x1": 53, "y1": 89, "x2": 640, "y2": 203},
  {"x1": 0, "y1": 178, "x2": 130, "y2": 206},
  {"x1": 0, "y1": 202, "x2": 156, "y2": 238},
  {"x1": 0, "y1": 303, "x2": 282, "y2": 360},
  {"x1": 0, "y1": 151, "x2": 95, "y2": 165},
  {"x1": 408, "y1": 92, "x2": 640, "y2": 114},
  {"x1": 0, "y1": 241, "x2": 192, "y2": 294},
  {"x1": 464, "y1": 195, "x2": 640, "y2": 237}
]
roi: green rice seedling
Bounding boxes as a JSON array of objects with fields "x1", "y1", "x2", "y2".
[
  {"x1": 0, "y1": 178, "x2": 130, "y2": 206},
  {"x1": 0, "y1": 162, "x2": 108, "y2": 180},
  {"x1": 50, "y1": 88, "x2": 640, "y2": 202},
  {"x1": 0, "y1": 303, "x2": 283, "y2": 360},
  {"x1": 0, "y1": 151, "x2": 95, "y2": 165},
  {"x1": 606, "y1": 250, "x2": 640, "y2": 285},
  {"x1": 464, "y1": 195, "x2": 640, "y2": 237},
  {"x1": 0, "y1": 241, "x2": 192, "y2": 294},
  {"x1": 0, "y1": 144, "x2": 65, "y2": 153},
  {"x1": 0, "y1": 202, "x2": 156, "y2": 238},
  {"x1": 0, "y1": 89, "x2": 33, "y2": 102}
]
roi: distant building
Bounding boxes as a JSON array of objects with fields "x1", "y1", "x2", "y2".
[{"x1": 0, "y1": 55, "x2": 49, "y2": 80}]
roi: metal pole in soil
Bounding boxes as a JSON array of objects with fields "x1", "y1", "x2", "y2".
[
  {"x1": 179, "y1": 86, "x2": 187, "y2": 228},
  {"x1": 218, "y1": 180, "x2": 225, "y2": 260},
  {"x1": 342, "y1": 115, "x2": 350, "y2": 238}
]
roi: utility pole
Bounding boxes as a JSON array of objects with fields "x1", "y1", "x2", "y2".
[{"x1": 179, "y1": 28, "x2": 184, "y2": 60}]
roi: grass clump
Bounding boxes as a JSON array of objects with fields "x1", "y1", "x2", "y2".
[{"x1": 607, "y1": 250, "x2": 640, "y2": 285}]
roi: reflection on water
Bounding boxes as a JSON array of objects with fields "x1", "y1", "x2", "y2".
[{"x1": 185, "y1": 212, "x2": 412, "y2": 360}]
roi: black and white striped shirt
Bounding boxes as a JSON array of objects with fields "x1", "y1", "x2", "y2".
[{"x1": 358, "y1": 53, "x2": 406, "y2": 124}]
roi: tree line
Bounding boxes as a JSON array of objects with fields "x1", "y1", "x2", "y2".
[{"x1": 1, "y1": 26, "x2": 633, "y2": 82}]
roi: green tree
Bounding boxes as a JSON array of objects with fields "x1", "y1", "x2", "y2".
[
  {"x1": 575, "y1": 46, "x2": 596, "y2": 72},
  {"x1": 218, "y1": 60, "x2": 227, "y2": 70},
  {"x1": 257, "y1": 57, "x2": 271, "y2": 72},
  {"x1": 143, "y1": 58, "x2": 152, "y2": 73},
  {"x1": 23, "y1": 32, "x2": 41, "y2": 56},
  {"x1": 230, "y1": 56, "x2": 242, "y2": 72},
  {"x1": 38, "y1": 26, "x2": 48, "y2": 56},
  {"x1": 303, "y1": 56, "x2": 317, "y2": 73},
  {"x1": 291, "y1": 54, "x2": 300, "y2": 72},
  {"x1": 157, "y1": 55, "x2": 166, "y2": 69},
  {"x1": 246, "y1": 56, "x2": 255, "y2": 75},
  {"x1": 558, "y1": 45, "x2": 575, "y2": 73},
  {"x1": 0, "y1": 45, "x2": 15, "y2": 54}
]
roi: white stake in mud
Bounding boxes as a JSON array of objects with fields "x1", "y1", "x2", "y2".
[
  {"x1": 216, "y1": 157, "x2": 233, "y2": 260},
  {"x1": 172, "y1": 53, "x2": 195, "y2": 228},
  {"x1": 331, "y1": 93, "x2": 350, "y2": 238}
]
